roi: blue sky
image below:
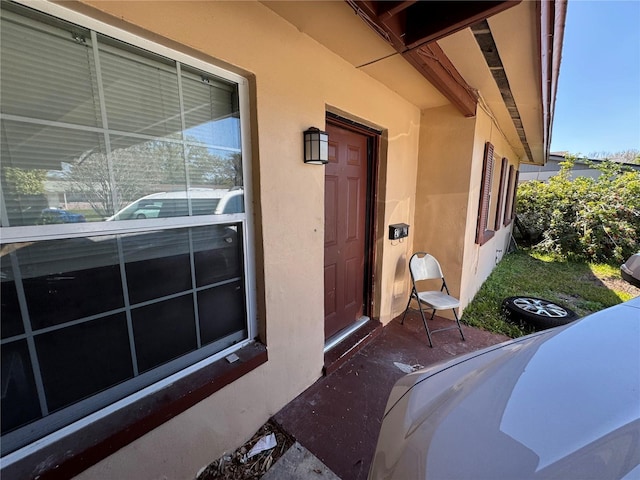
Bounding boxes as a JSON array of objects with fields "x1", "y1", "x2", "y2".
[{"x1": 550, "y1": 0, "x2": 640, "y2": 156}]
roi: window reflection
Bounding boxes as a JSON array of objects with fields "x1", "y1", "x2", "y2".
[
  {"x1": 123, "y1": 229, "x2": 192, "y2": 304},
  {"x1": 132, "y1": 295, "x2": 197, "y2": 373},
  {"x1": 198, "y1": 281, "x2": 246, "y2": 346},
  {"x1": 106, "y1": 137, "x2": 188, "y2": 218},
  {"x1": 1, "y1": 340, "x2": 42, "y2": 434},
  {"x1": 35, "y1": 313, "x2": 133, "y2": 412},
  {"x1": 0, "y1": 257, "x2": 23, "y2": 339},
  {"x1": 1, "y1": 30, "x2": 243, "y2": 227},
  {"x1": 0, "y1": 222, "x2": 246, "y2": 432},
  {"x1": 14, "y1": 236, "x2": 123, "y2": 330},
  {"x1": 193, "y1": 223, "x2": 243, "y2": 285},
  {"x1": 0, "y1": 121, "x2": 108, "y2": 226},
  {"x1": 0, "y1": 130, "x2": 244, "y2": 225}
]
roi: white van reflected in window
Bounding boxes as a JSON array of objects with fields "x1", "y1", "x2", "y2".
[
  {"x1": 214, "y1": 188, "x2": 244, "y2": 215},
  {"x1": 108, "y1": 188, "x2": 232, "y2": 221}
]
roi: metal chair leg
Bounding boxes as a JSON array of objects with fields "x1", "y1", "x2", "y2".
[
  {"x1": 401, "y1": 293, "x2": 413, "y2": 325},
  {"x1": 417, "y1": 302, "x2": 434, "y2": 348},
  {"x1": 453, "y1": 309, "x2": 465, "y2": 341}
]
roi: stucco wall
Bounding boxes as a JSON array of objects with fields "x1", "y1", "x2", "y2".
[
  {"x1": 413, "y1": 104, "x2": 519, "y2": 318},
  {"x1": 459, "y1": 107, "x2": 518, "y2": 308},
  {"x1": 56, "y1": 1, "x2": 423, "y2": 479},
  {"x1": 412, "y1": 104, "x2": 477, "y2": 315}
]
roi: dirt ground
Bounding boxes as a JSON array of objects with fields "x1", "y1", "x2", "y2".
[
  {"x1": 558, "y1": 274, "x2": 639, "y2": 316},
  {"x1": 196, "y1": 420, "x2": 294, "y2": 480},
  {"x1": 601, "y1": 276, "x2": 640, "y2": 297}
]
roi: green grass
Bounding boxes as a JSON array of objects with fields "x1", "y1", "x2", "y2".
[{"x1": 461, "y1": 250, "x2": 635, "y2": 338}]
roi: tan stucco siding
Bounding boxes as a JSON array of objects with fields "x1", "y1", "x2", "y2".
[
  {"x1": 56, "y1": 1, "x2": 423, "y2": 479},
  {"x1": 412, "y1": 105, "x2": 477, "y2": 315},
  {"x1": 407, "y1": 104, "x2": 520, "y2": 321},
  {"x1": 459, "y1": 107, "x2": 519, "y2": 310}
]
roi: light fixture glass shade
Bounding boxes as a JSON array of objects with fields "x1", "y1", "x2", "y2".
[{"x1": 304, "y1": 127, "x2": 329, "y2": 164}]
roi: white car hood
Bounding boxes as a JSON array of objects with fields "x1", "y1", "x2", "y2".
[{"x1": 370, "y1": 298, "x2": 640, "y2": 479}]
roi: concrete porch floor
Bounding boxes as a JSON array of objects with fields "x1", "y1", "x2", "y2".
[{"x1": 273, "y1": 311, "x2": 511, "y2": 480}]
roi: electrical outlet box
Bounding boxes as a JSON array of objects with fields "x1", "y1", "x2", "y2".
[{"x1": 389, "y1": 223, "x2": 409, "y2": 240}]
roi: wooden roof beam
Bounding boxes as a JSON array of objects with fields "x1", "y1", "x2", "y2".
[
  {"x1": 355, "y1": 1, "x2": 520, "y2": 48},
  {"x1": 350, "y1": 0, "x2": 482, "y2": 117},
  {"x1": 349, "y1": 1, "x2": 524, "y2": 117},
  {"x1": 403, "y1": 1, "x2": 521, "y2": 49},
  {"x1": 376, "y1": 1, "x2": 418, "y2": 18},
  {"x1": 404, "y1": 43, "x2": 478, "y2": 117}
]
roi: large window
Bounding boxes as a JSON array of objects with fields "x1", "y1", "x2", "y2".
[{"x1": 0, "y1": 1, "x2": 254, "y2": 456}]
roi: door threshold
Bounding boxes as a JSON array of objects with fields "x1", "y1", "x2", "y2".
[
  {"x1": 323, "y1": 316, "x2": 382, "y2": 375},
  {"x1": 324, "y1": 316, "x2": 370, "y2": 354}
]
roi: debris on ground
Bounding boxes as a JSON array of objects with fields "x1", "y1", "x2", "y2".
[
  {"x1": 243, "y1": 432, "x2": 277, "y2": 462},
  {"x1": 393, "y1": 362, "x2": 424, "y2": 373},
  {"x1": 196, "y1": 420, "x2": 294, "y2": 480}
]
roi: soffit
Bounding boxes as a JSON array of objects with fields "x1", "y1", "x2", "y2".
[
  {"x1": 438, "y1": 1, "x2": 544, "y2": 164},
  {"x1": 489, "y1": 1, "x2": 543, "y2": 164}
]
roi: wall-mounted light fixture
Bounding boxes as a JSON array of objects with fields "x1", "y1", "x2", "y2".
[{"x1": 303, "y1": 127, "x2": 329, "y2": 165}]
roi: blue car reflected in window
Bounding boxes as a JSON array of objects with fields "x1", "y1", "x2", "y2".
[{"x1": 40, "y1": 208, "x2": 86, "y2": 224}]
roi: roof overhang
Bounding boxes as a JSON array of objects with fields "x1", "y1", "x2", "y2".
[
  {"x1": 262, "y1": 0, "x2": 566, "y2": 165},
  {"x1": 347, "y1": 1, "x2": 521, "y2": 118},
  {"x1": 438, "y1": 1, "x2": 566, "y2": 164}
]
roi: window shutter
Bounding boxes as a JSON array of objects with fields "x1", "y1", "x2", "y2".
[
  {"x1": 503, "y1": 165, "x2": 514, "y2": 226},
  {"x1": 494, "y1": 157, "x2": 508, "y2": 231},
  {"x1": 503, "y1": 166, "x2": 519, "y2": 226},
  {"x1": 476, "y1": 142, "x2": 494, "y2": 244},
  {"x1": 510, "y1": 170, "x2": 520, "y2": 220}
]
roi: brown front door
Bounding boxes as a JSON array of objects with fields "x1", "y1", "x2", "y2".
[{"x1": 324, "y1": 122, "x2": 369, "y2": 340}]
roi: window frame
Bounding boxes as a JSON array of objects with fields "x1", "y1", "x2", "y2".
[
  {"x1": 503, "y1": 166, "x2": 519, "y2": 226},
  {"x1": 493, "y1": 157, "x2": 509, "y2": 231},
  {"x1": 1, "y1": 0, "x2": 261, "y2": 473},
  {"x1": 475, "y1": 141, "x2": 495, "y2": 245}
]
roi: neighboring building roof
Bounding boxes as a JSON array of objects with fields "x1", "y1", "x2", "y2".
[{"x1": 519, "y1": 153, "x2": 640, "y2": 182}]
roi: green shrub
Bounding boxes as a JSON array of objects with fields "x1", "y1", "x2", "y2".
[{"x1": 517, "y1": 156, "x2": 640, "y2": 263}]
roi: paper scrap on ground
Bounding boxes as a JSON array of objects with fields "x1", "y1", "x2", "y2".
[
  {"x1": 245, "y1": 433, "x2": 277, "y2": 460},
  {"x1": 394, "y1": 362, "x2": 424, "y2": 373}
]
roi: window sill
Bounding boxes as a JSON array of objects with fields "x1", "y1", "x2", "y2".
[{"x1": 2, "y1": 341, "x2": 268, "y2": 480}]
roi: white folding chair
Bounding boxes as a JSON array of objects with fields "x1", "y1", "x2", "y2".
[{"x1": 401, "y1": 252, "x2": 465, "y2": 347}]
